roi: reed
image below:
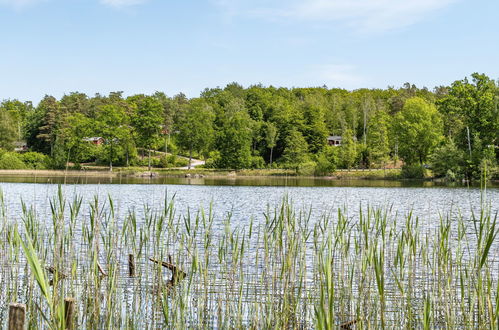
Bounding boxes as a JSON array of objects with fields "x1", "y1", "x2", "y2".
[{"x1": 0, "y1": 186, "x2": 497, "y2": 328}]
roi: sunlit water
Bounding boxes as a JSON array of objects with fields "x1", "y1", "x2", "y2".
[
  {"x1": 0, "y1": 180, "x2": 498, "y2": 328},
  {"x1": 1, "y1": 181, "x2": 497, "y2": 227}
]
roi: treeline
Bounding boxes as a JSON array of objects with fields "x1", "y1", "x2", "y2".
[{"x1": 0, "y1": 73, "x2": 497, "y2": 180}]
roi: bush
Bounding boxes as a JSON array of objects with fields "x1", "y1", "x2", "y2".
[
  {"x1": 159, "y1": 155, "x2": 173, "y2": 168},
  {"x1": 314, "y1": 150, "x2": 336, "y2": 176},
  {"x1": 205, "y1": 151, "x2": 221, "y2": 169},
  {"x1": 250, "y1": 156, "x2": 265, "y2": 169},
  {"x1": 297, "y1": 161, "x2": 317, "y2": 176},
  {"x1": 400, "y1": 164, "x2": 426, "y2": 179},
  {"x1": 20, "y1": 152, "x2": 50, "y2": 169},
  {"x1": 430, "y1": 139, "x2": 465, "y2": 179},
  {"x1": 175, "y1": 157, "x2": 189, "y2": 167},
  {"x1": 0, "y1": 152, "x2": 27, "y2": 170}
]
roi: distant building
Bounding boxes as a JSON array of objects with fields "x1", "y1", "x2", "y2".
[
  {"x1": 13, "y1": 141, "x2": 28, "y2": 152},
  {"x1": 83, "y1": 137, "x2": 105, "y2": 145},
  {"x1": 327, "y1": 136, "x2": 342, "y2": 146}
]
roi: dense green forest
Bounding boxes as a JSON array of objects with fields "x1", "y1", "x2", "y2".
[{"x1": 0, "y1": 73, "x2": 497, "y2": 180}]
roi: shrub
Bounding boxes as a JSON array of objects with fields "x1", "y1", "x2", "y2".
[
  {"x1": 297, "y1": 161, "x2": 317, "y2": 176},
  {"x1": 0, "y1": 152, "x2": 27, "y2": 170},
  {"x1": 175, "y1": 157, "x2": 189, "y2": 167},
  {"x1": 205, "y1": 151, "x2": 221, "y2": 169},
  {"x1": 314, "y1": 149, "x2": 337, "y2": 176},
  {"x1": 400, "y1": 164, "x2": 426, "y2": 179},
  {"x1": 250, "y1": 156, "x2": 265, "y2": 169},
  {"x1": 20, "y1": 152, "x2": 49, "y2": 169},
  {"x1": 430, "y1": 139, "x2": 465, "y2": 179}
]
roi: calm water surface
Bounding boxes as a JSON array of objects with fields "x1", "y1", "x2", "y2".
[
  {"x1": 0, "y1": 180, "x2": 497, "y2": 229},
  {"x1": 1, "y1": 179, "x2": 498, "y2": 328}
]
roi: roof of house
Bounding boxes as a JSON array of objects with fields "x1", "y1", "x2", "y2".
[
  {"x1": 83, "y1": 137, "x2": 104, "y2": 142},
  {"x1": 327, "y1": 136, "x2": 342, "y2": 140}
]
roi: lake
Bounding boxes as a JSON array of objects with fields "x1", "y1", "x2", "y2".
[
  {"x1": 1, "y1": 180, "x2": 497, "y2": 228},
  {"x1": 1, "y1": 179, "x2": 498, "y2": 328}
]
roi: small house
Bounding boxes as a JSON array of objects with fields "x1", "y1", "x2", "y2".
[
  {"x1": 83, "y1": 137, "x2": 105, "y2": 146},
  {"x1": 327, "y1": 136, "x2": 342, "y2": 146},
  {"x1": 13, "y1": 141, "x2": 28, "y2": 152}
]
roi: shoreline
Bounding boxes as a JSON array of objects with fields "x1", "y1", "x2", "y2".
[
  {"x1": 0, "y1": 168, "x2": 403, "y2": 180},
  {"x1": 1, "y1": 168, "x2": 497, "y2": 186}
]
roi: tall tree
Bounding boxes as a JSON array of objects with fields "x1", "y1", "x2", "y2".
[
  {"x1": 176, "y1": 99, "x2": 215, "y2": 169},
  {"x1": 392, "y1": 97, "x2": 443, "y2": 165},
  {"x1": 215, "y1": 105, "x2": 253, "y2": 169},
  {"x1": 32, "y1": 95, "x2": 60, "y2": 155},
  {"x1": 95, "y1": 104, "x2": 131, "y2": 171},
  {"x1": 282, "y1": 129, "x2": 309, "y2": 170},
  {"x1": 367, "y1": 110, "x2": 391, "y2": 168},
  {"x1": 0, "y1": 110, "x2": 17, "y2": 150},
  {"x1": 128, "y1": 95, "x2": 164, "y2": 170},
  {"x1": 265, "y1": 122, "x2": 278, "y2": 166}
]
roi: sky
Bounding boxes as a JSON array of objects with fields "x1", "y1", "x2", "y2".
[{"x1": 0, "y1": 0, "x2": 498, "y2": 103}]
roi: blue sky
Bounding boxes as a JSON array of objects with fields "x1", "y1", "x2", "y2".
[{"x1": 0, "y1": 0, "x2": 498, "y2": 103}]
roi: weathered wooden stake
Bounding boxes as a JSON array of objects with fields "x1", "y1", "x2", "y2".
[
  {"x1": 64, "y1": 297, "x2": 76, "y2": 330},
  {"x1": 8, "y1": 303, "x2": 26, "y2": 330},
  {"x1": 128, "y1": 254, "x2": 136, "y2": 277}
]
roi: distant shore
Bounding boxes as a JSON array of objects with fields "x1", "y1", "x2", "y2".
[{"x1": 0, "y1": 167, "x2": 403, "y2": 180}]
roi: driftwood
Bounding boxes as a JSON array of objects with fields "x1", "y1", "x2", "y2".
[
  {"x1": 149, "y1": 255, "x2": 187, "y2": 287},
  {"x1": 8, "y1": 303, "x2": 26, "y2": 330},
  {"x1": 339, "y1": 319, "x2": 358, "y2": 329},
  {"x1": 46, "y1": 266, "x2": 68, "y2": 286}
]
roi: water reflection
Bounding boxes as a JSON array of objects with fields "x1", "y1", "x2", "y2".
[{"x1": 0, "y1": 174, "x2": 496, "y2": 188}]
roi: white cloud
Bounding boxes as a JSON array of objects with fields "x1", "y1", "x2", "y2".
[
  {"x1": 214, "y1": 0, "x2": 458, "y2": 32},
  {"x1": 100, "y1": 0, "x2": 148, "y2": 7}
]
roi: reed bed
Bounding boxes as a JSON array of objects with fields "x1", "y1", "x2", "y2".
[{"x1": 0, "y1": 187, "x2": 497, "y2": 329}]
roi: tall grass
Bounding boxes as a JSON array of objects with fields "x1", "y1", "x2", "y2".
[{"x1": 0, "y1": 187, "x2": 497, "y2": 328}]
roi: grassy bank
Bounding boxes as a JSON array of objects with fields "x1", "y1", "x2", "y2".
[{"x1": 0, "y1": 167, "x2": 403, "y2": 180}]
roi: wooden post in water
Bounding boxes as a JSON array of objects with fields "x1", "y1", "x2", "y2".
[
  {"x1": 8, "y1": 303, "x2": 25, "y2": 330},
  {"x1": 64, "y1": 298, "x2": 75, "y2": 330},
  {"x1": 128, "y1": 254, "x2": 136, "y2": 277}
]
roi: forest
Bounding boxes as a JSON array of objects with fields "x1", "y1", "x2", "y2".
[{"x1": 0, "y1": 73, "x2": 497, "y2": 180}]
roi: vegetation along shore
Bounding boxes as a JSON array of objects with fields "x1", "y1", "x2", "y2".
[{"x1": 0, "y1": 73, "x2": 497, "y2": 182}]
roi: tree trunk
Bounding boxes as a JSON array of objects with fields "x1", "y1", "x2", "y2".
[
  {"x1": 188, "y1": 148, "x2": 192, "y2": 170},
  {"x1": 109, "y1": 143, "x2": 113, "y2": 172},
  {"x1": 269, "y1": 147, "x2": 274, "y2": 166},
  {"x1": 148, "y1": 149, "x2": 151, "y2": 171}
]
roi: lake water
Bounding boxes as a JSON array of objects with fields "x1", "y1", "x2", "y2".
[
  {"x1": 1, "y1": 179, "x2": 498, "y2": 328},
  {"x1": 1, "y1": 180, "x2": 498, "y2": 229}
]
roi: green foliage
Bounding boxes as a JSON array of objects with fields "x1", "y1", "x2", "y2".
[
  {"x1": 250, "y1": 155, "x2": 265, "y2": 169},
  {"x1": 400, "y1": 164, "x2": 426, "y2": 179},
  {"x1": 95, "y1": 104, "x2": 134, "y2": 169},
  {"x1": 6, "y1": 73, "x2": 498, "y2": 178},
  {"x1": 0, "y1": 152, "x2": 27, "y2": 169},
  {"x1": 392, "y1": 97, "x2": 443, "y2": 165},
  {"x1": 430, "y1": 139, "x2": 466, "y2": 180},
  {"x1": 367, "y1": 109, "x2": 391, "y2": 167},
  {"x1": 176, "y1": 98, "x2": 215, "y2": 168},
  {"x1": 265, "y1": 122, "x2": 278, "y2": 165},
  {"x1": 314, "y1": 146, "x2": 338, "y2": 175},
  {"x1": 297, "y1": 160, "x2": 317, "y2": 176},
  {"x1": 0, "y1": 110, "x2": 17, "y2": 150},
  {"x1": 20, "y1": 152, "x2": 50, "y2": 169},
  {"x1": 281, "y1": 129, "x2": 309, "y2": 170},
  {"x1": 339, "y1": 128, "x2": 359, "y2": 169},
  {"x1": 158, "y1": 154, "x2": 189, "y2": 168},
  {"x1": 215, "y1": 104, "x2": 253, "y2": 169},
  {"x1": 205, "y1": 151, "x2": 221, "y2": 169}
]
